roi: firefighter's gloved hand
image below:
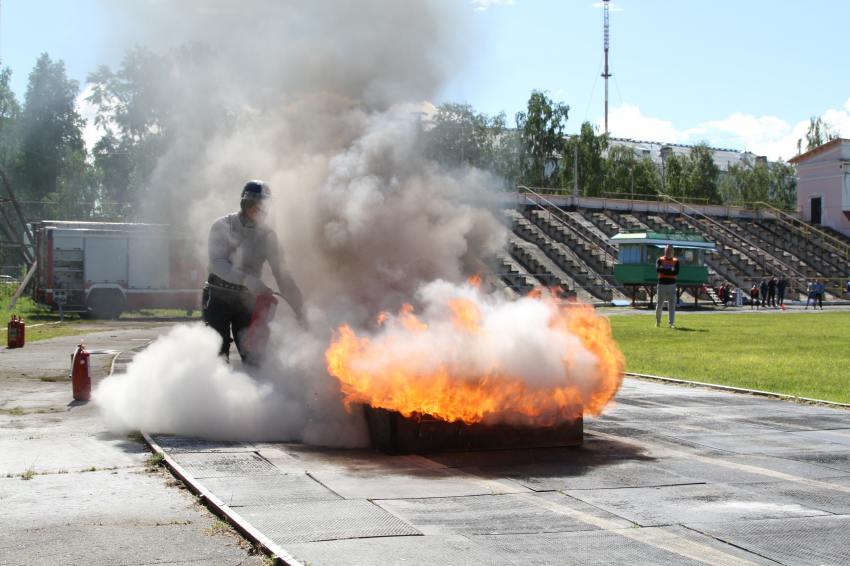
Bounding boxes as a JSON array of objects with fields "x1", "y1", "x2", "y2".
[{"x1": 244, "y1": 275, "x2": 272, "y2": 295}]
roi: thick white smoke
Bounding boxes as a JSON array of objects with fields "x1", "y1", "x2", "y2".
[
  {"x1": 94, "y1": 324, "x2": 367, "y2": 445},
  {"x1": 93, "y1": 0, "x2": 519, "y2": 444}
]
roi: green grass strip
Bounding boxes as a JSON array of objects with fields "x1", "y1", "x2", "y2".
[{"x1": 609, "y1": 311, "x2": 850, "y2": 404}]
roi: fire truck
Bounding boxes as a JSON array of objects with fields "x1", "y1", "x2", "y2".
[{"x1": 30, "y1": 221, "x2": 203, "y2": 318}]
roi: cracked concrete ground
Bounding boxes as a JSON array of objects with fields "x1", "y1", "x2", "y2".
[{"x1": 0, "y1": 323, "x2": 265, "y2": 566}]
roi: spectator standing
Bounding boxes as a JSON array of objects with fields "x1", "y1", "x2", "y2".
[
  {"x1": 759, "y1": 279, "x2": 768, "y2": 308},
  {"x1": 777, "y1": 277, "x2": 787, "y2": 307},
  {"x1": 814, "y1": 279, "x2": 825, "y2": 310},
  {"x1": 750, "y1": 284, "x2": 760, "y2": 309},
  {"x1": 805, "y1": 280, "x2": 815, "y2": 309},
  {"x1": 767, "y1": 276, "x2": 777, "y2": 307}
]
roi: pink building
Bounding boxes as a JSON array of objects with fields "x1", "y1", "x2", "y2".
[{"x1": 790, "y1": 138, "x2": 850, "y2": 236}]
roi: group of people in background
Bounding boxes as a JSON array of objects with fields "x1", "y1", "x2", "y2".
[
  {"x1": 748, "y1": 276, "x2": 788, "y2": 309},
  {"x1": 804, "y1": 279, "x2": 826, "y2": 310},
  {"x1": 715, "y1": 276, "x2": 838, "y2": 310}
]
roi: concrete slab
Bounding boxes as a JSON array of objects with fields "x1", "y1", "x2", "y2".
[
  {"x1": 149, "y1": 373, "x2": 850, "y2": 564},
  {"x1": 200, "y1": 473, "x2": 341, "y2": 507},
  {"x1": 0, "y1": 324, "x2": 264, "y2": 566},
  {"x1": 255, "y1": 443, "x2": 448, "y2": 473},
  {"x1": 564, "y1": 482, "x2": 832, "y2": 526},
  {"x1": 688, "y1": 515, "x2": 850, "y2": 566},
  {"x1": 0, "y1": 432, "x2": 148, "y2": 475},
  {"x1": 151, "y1": 434, "x2": 257, "y2": 453},
  {"x1": 309, "y1": 467, "x2": 530, "y2": 499},
  {"x1": 785, "y1": 450, "x2": 850, "y2": 473},
  {"x1": 0, "y1": 469, "x2": 198, "y2": 529},
  {"x1": 498, "y1": 457, "x2": 699, "y2": 491},
  {"x1": 171, "y1": 451, "x2": 280, "y2": 479},
  {"x1": 375, "y1": 491, "x2": 633, "y2": 535},
  {"x1": 235, "y1": 499, "x2": 421, "y2": 544},
  {"x1": 655, "y1": 430, "x2": 848, "y2": 456},
  {"x1": 284, "y1": 534, "x2": 505, "y2": 566},
  {"x1": 471, "y1": 525, "x2": 778, "y2": 566},
  {"x1": 0, "y1": 523, "x2": 263, "y2": 566}
]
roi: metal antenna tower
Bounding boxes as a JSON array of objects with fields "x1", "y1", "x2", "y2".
[{"x1": 602, "y1": 0, "x2": 612, "y2": 135}]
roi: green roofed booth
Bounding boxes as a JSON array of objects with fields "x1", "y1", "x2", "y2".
[{"x1": 611, "y1": 230, "x2": 716, "y2": 306}]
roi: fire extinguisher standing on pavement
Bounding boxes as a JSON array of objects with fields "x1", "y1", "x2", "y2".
[
  {"x1": 71, "y1": 343, "x2": 91, "y2": 401},
  {"x1": 7, "y1": 315, "x2": 25, "y2": 349}
]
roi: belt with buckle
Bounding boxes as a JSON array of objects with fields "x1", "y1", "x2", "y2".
[{"x1": 207, "y1": 274, "x2": 249, "y2": 293}]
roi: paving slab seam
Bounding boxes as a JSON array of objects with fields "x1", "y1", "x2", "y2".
[
  {"x1": 587, "y1": 429, "x2": 850, "y2": 496},
  {"x1": 627, "y1": 372, "x2": 850, "y2": 409},
  {"x1": 678, "y1": 524, "x2": 786, "y2": 565},
  {"x1": 143, "y1": 432, "x2": 305, "y2": 566},
  {"x1": 512, "y1": 492, "x2": 765, "y2": 565}
]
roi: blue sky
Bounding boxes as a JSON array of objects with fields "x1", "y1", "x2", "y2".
[{"x1": 3, "y1": 0, "x2": 850, "y2": 160}]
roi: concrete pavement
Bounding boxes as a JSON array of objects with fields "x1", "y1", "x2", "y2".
[
  {"x1": 0, "y1": 323, "x2": 266, "y2": 566},
  {"x1": 151, "y1": 378, "x2": 850, "y2": 565},
  {"x1": 5, "y1": 316, "x2": 850, "y2": 564}
]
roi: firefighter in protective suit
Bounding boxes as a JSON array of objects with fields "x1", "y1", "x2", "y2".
[{"x1": 203, "y1": 180, "x2": 305, "y2": 363}]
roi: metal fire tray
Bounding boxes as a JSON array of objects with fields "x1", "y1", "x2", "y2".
[{"x1": 361, "y1": 405, "x2": 583, "y2": 454}]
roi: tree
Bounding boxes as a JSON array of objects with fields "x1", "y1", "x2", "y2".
[
  {"x1": 663, "y1": 153, "x2": 689, "y2": 198},
  {"x1": 515, "y1": 91, "x2": 569, "y2": 187},
  {"x1": 0, "y1": 63, "x2": 21, "y2": 163},
  {"x1": 798, "y1": 115, "x2": 839, "y2": 153},
  {"x1": 424, "y1": 103, "x2": 507, "y2": 172},
  {"x1": 561, "y1": 121, "x2": 607, "y2": 196},
  {"x1": 685, "y1": 143, "x2": 721, "y2": 203},
  {"x1": 603, "y1": 145, "x2": 636, "y2": 196},
  {"x1": 18, "y1": 53, "x2": 87, "y2": 203},
  {"x1": 717, "y1": 156, "x2": 796, "y2": 208},
  {"x1": 768, "y1": 160, "x2": 797, "y2": 209}
]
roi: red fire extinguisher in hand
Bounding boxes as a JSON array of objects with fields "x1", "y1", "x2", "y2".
[
  {"x1": 71, "y1": 342, "x2": 91, "y2": 401},
  {"x1": 243, "y1": 292, "x2": 278, "y2": 364}
]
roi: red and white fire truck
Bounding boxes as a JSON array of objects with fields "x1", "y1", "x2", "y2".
[{"x1": 30, "y1": 221, "x2": 203, "y2": 318}]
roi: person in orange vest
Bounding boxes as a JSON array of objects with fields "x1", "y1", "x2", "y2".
[{"x1": 655, "y1": 244, "x2": 679, "y2": 328}]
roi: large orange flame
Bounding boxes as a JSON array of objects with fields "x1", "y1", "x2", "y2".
[{"x1": 325, "y1": 289, "x2": 624, "y2": 426}]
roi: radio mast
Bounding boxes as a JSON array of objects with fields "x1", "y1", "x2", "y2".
[{"x1": 602, "y1": 0, "x2": 612, "y2": 135}]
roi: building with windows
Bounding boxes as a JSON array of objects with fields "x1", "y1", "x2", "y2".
[{"x1": 789, "y1": 138, "x2": 850, "y2": 236}]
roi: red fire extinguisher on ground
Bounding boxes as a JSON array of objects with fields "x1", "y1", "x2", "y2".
[
  {"x1": 7, "y1": 315, "x2": 25, "y2": 349},
  {"x1": 243, "y1": 292, "x2": 278, "y2": 363},
  {"x1": 71, "y1": 342, "x2": 91, "y2": 401}
]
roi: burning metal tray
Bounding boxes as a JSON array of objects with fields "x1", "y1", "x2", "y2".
[{"x1": 361, "y1": 405, "x2": 582, "y2": 454}]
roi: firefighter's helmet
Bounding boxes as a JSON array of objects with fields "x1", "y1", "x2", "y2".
[{"x1": 240, "y1": 180, "x2": 271, "y2": 211}]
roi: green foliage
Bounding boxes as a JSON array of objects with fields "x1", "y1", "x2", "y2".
[
  {"x1": 685, "y1": 143, "x2": 721, "y2": 203},
  {"x1": 717, "y1": 155, "x2": 797, "y2": 208},
  {"x1": 602, "y1": 145, "x2": 661, "y2": 198},
  {"x1": 423, "y1": 103, "x2": 512, "y2": 182},
  {"x1": 561, "y1": 121, "x2": 607, "y2": 196},
  {"x1": 798, "y1": 115, "x2": 839, "y2": 153},
  {"x1": 19, "y1": 53, "x2": 87, "y2": 203},
  {"x1": 610, "y1": 312, "x2": 850, "y2": 403},
  {"x1": 515, "y1": 90, "x2": 569, "y2": 187},
  {"x1": 768, "y1": 160, "x2": 797, "y2": 208},
  {"x1": 0, "y1": 63, "x2": 21, "y2": 164},
  {"x1": 662, "y1": 152, "x2": 688, "y2": 198}
]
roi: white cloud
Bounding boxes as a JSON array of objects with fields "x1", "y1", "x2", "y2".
[
  {"x1": 605, "y1": 103, "x2": 685, "y2": 143},
  {"x1": 471, "y1": 0, "x2": 514, "y2": 12},
  {"x1": 601, "y1": 98, "x2": 850, "y2": 161}
]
